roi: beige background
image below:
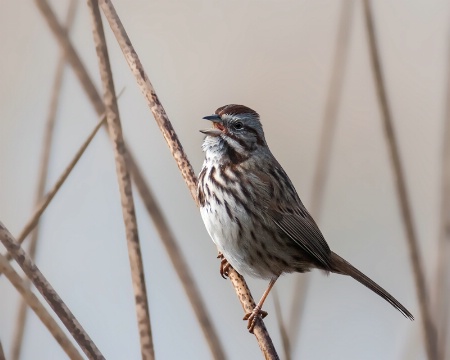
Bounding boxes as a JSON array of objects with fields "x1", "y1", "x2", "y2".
[{"x1": 0, "y1": 0, "x2": 447, "y2": 359}]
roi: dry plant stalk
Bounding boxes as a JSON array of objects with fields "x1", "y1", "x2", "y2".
[
  {"x1": 227, "y1": 271, "x2": 279, "y2": 358},
  {"x1": 0, "y1": 222, "x2": 105, "y2": 360},
  {"x1": 97, "y1": 0, "x2": 278, "y2": 357},
  {"x1": 34, "y1": 1, "x2": 225, "y2": 358},
  {"x1": 127, "y1": 155, "x2": 227, "y2": 360},
  {"x1": 0, "y1": 340, "x2": 5, "y2": 360},
  {"x1": 309, "y1": 0, "x2": 354, "y2": 221},
  {"x1": 363, "y1": 1, "x2": 437, "y2": 359},
  {"x1": 0, "y1": 115, "x2": 106, "y2": 268},
  {"x1": 99, "y1": 0, "x2": 198, "y2": 201},
  {"x1": 87, "y1": 0, "x2": 154, "y2": 358},
  {"x1": 10, "y1": 2, "x2": 78, "y2": 358},
  {"x1": 288, "y1": 0, "x2": 354, "y2": 347},
  {"x1": 35, "y1": 0, "x2": 104, "y2": 114},
  {"x1": 0, "y1": 254, "x2": 83, "y2": 360},
  {"x1": 272, "y1": 288, "x2": 291, "y2": 360},
  {"x1": 435, "y1": 30, "x2": 450, "y2": 359}
]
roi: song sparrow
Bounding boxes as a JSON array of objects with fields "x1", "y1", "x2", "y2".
[{"x1": 198, "y1": 104, "x2": 413, "y2": 332}]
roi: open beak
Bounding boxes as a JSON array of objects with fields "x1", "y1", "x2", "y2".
[{"x1": 200, "y1": 114, "x2": 224, "y2": 136}]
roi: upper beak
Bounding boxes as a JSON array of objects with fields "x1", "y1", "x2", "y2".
[{"x1": 200, "y1": 114, "x2": 223, "y2": 136}]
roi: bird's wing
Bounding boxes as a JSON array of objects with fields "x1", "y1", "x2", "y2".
[
  {"x1": 269, "y1": 204, "x2": 332, "y2": 269},
  {"x1": 252, "y1": 164, "x2": 332, "y2": 268}
]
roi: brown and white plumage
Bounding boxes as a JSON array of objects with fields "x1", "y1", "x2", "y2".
[{"x1": 198, "y1": 104, "x2": 413, "y2": 331}]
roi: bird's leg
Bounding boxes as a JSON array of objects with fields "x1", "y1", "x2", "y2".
[
  {"x1": 217, "y1": 252, "x2": 231, "y2": 279},
  {"x1": 243, "y1": 276, "x2": 279, "y2": 333}
]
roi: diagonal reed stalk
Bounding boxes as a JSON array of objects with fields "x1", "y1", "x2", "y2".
[
  {"x1": 0, "y1": 222, "x2": 105, "y2": 360},
  {"x1": 10, "y1": 2, "x2": 78, "y2": 359},
  {"x1": 0, "y1": 254, "x2": 83, "y2": 360},
  {"x1": 363, "y1": 1, "x2": 437, "y2": 359},
  {"x1": 87, "y1": 0, "x2": 154, "y2": 358},
  {"x1": 34, "y1": 1, "x2": 226, "y2": 358},
  {"x1": 99, "y1": 1, "x2": 198, "y2": 201},
  {"x1": 288, "y1": 0, "x2": 354, "y2": 351},
  {"x1": 0, "y1": 114, "x2": 106, "y2": 266},
  {"x1": 227, "y1": 271, "x2": 279, "y2": 358},
  {"x1": 96, "y1": 0, "x2": 278, "y2": 357}
]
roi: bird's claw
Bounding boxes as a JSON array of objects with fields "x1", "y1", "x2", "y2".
[
  {"x1": 217, "y1": 252, "x2": 231, "y2": 279},
  {"x1": 219, "y1": 258, "x2": 231, "y2": 279},
  {"x1": 243, "y1": 306, "x2": 268, "y2": 333}
]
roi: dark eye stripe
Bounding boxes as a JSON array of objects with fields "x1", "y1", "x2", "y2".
[{"x1": 243, "y1": 126, "x2": 265, "y2": 146}]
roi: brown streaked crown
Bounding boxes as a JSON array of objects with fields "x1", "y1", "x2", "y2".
[{"x1": 215, "y1": 104, "x2": 259, "y2": 118}]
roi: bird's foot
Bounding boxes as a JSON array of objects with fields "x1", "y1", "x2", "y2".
[
  {"x1": 243, "y1": 305, "x2": 268, "y2": 333},
  {"x1": 217, "y1": 252, "x2": 231, "y2": 279}
]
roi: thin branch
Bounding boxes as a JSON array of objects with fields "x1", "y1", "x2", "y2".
[
  {"x1": 11, "y1": 1, "x2": 78, "y2": 358},
  {"x1": 228, "y1": 271, "x2": 279, "y2": 359},
  {"x1": 97, "y1": 0, "x2": 279, "y2": 357},
  {"x1": 287, "y1": 277, "x2": 309, "y2": 345},
  {"x1": 0, "y1": 222, "x2": 105, "y2": 360},
  {"x1": 34, "y1": 0, "x2": 104, "y2": 115},
  {"x1": 435, "y1": 20, "x2": 450, "y2": 360},
  {"x1": 127, "y1": 153, "x2": 227, "y2": 360},
  {"x1": 272, "y1": 288, "x2": 291, "y2": 360},
  {"x1": 363, "y1": 1, "x2": 437, "y2": 359},
  {"x1": 97, "y1": 0, "x2": 197, "y2": 202},
  {"x1": 1, "y1": 114, "x2": 106, "y2": 266},
  {"x1": 87, "y1": 1, "x2": 154, "y2": 358},
  {"x1": 0, "y1": 254, "x2": 83, "y2": 360},
  {"x1": 0, "y1": 339, "x2": 5, "y2": 360},
  {"x1": 288, "y1": 0, "x2": 354, "y2": 347},
  {"x1": 34, "y1": 2, "x2": 226, "y2": 358},
  {"x1": 309, "y1": 0, "x2": 354, "y2": 220}
]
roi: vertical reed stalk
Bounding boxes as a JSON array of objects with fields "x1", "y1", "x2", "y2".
[
  {"x1": 87, "y1": 1, "x2": 154, "y2": 357},
  {"x1": 288, "y1": 0, "x2": 354, "y2": 349},
  {"x1": 34, "y1": 2, "x2": 226, "y2": 358},
  {"x1": 363, "y1": 1, "x2": 437, "y2": 359},
  {"x1": 272, "y1": 288, "x2": 291, "y2": 360},
  {"x1": 0, "y1": 340, "x2": 5, "y2": 360},
  {"x1": 97, "y1": 0, "x2": 279, "y2": 357},
  {"x1": 10, "y1": 2, "x2": 77, "y2": 358},
  {"x1": 435, "y1": 23, "x2": 450, "y2": 360}
]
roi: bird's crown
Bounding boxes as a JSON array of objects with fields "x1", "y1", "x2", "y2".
[{"x1": 215, "y1": 104, "x2": 259, "y2": 119}]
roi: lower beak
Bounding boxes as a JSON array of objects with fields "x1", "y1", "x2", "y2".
[
  {"x1": 200, "y1": 128, "x2": 222, "y2": 136},
  {"x1": 200, "y1": 114, "x2": 223, "y2": 137}
]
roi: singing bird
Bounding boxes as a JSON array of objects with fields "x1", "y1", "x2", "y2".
[{"x1": 198, "y1": 104, "x2": 413, "y2": 332}]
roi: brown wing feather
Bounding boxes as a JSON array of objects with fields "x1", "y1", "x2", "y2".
[
  {"x1": 252, "y1": 163, "x2": 332, "y2": 268},
  {"x1": 270, "y1": 206, "x2": 332, "y2": 268}
]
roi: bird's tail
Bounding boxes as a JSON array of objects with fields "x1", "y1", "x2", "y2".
[{"x1": 329, "y1": 251, "x2": 414, "y2": 320}]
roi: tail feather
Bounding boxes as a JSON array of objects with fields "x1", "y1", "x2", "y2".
[{"x1": 330, "y1": 252, "x2": 414, "y2": 320}]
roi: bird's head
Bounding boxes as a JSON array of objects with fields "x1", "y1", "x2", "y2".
[{"x1": 200, "y1": 105, "x2": 267, "y2": 161}]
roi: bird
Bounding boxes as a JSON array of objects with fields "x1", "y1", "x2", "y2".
[{"x1": 198, "y1": 104, "x2": 414, "y2": 332}]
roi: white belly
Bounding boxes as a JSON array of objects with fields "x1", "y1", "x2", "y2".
[
  {"x1": 200, "y1": 201, "x2": 239, "y2": 250},
  {"x1": 200, "y1": 198, "x2": 270, "y2": 278},
  {"x1": 198, "y1": 159, "x2": 276, "y2": 279}
]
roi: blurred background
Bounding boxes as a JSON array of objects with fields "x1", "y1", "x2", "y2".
[{"x1": 0, "y1": 0, "x2": 448, "y2": 359}]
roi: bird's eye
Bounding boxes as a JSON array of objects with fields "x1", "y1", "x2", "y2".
[{"x1": 233, "y1": 121, "x2": 244, "y2": 130}]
